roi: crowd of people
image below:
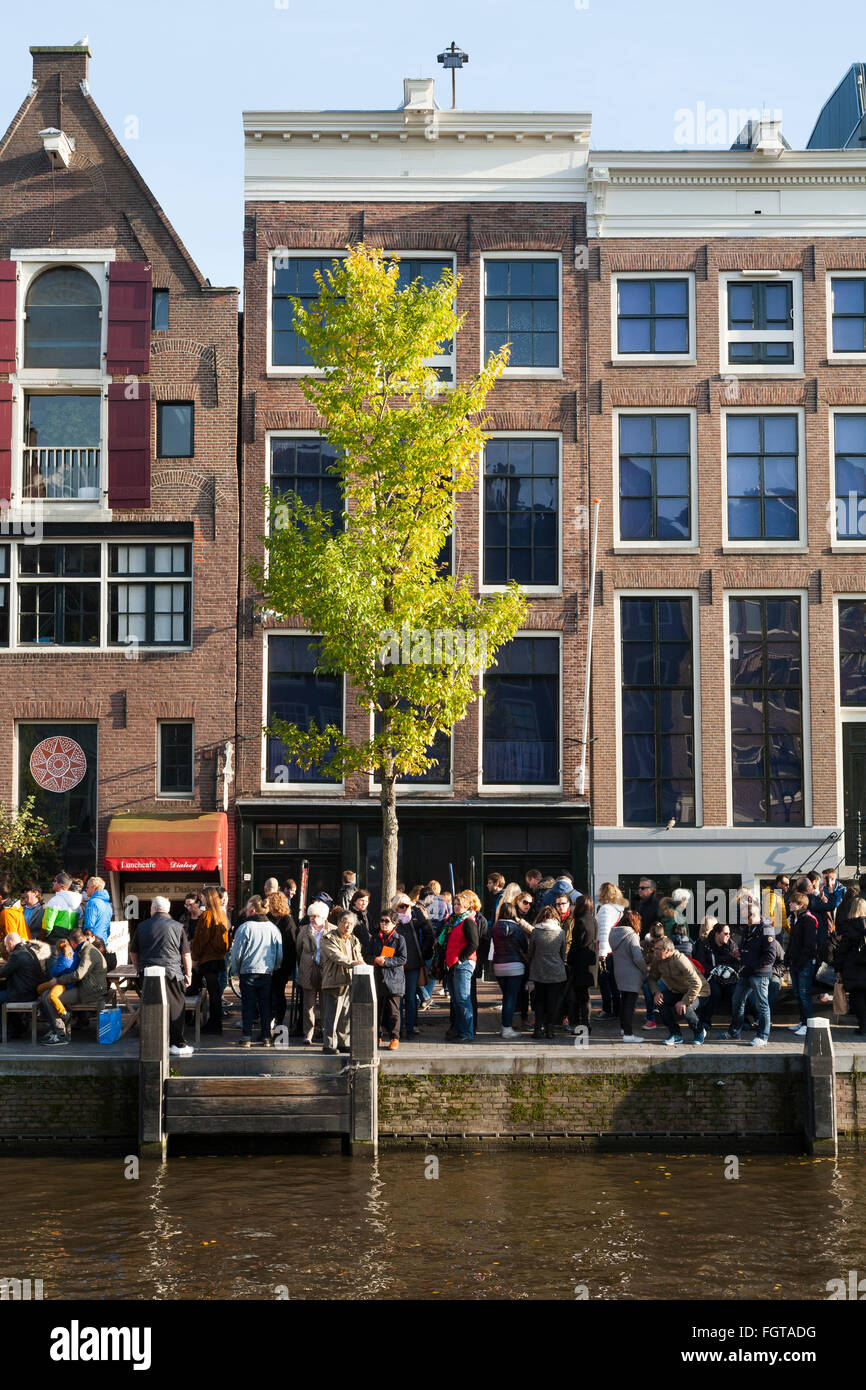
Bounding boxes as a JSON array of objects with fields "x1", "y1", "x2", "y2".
[{"x1": 2, "y1": 862, "x2": 865, "y2": 1051}]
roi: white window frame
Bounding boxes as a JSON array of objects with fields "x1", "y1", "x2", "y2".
[
  {"x1": 478, "y1": 432, "x2": 563, "y2": 595},
  {"x1": 828, "y1": 406, "x2": 866, "y2": 552},
  {"x1": 367, "y1": 713, "x2": 454, "y2": 797},
  {"x1": 613, "y1": 589, "x2": 702, "y2": 830},
  {"x1": 266, "y1": 249, "x2": 346, "y2": 378},
  {"x1": 720, "y1": 405, "x2": 807, "y2": 553},
  {"x1": 610, "y1": 271, "x2": 696, "y2": 365},
  {"x1": 826, "y1": 270, "x2": 866, "y2": 364},
  {"x1": 261, "y1": 629, "x2": 346, "y2": 793},
  {"x1": 718, "y1": 270, "x2": 803, "y2": 377},
  {"x1": 156, "y1": 719, "x2": 195, "y2": 801},
  {"x1": 477, "y1": 629, "x2": 563, "y2": 795},
  {"x1": 723, "y1": 587, "x2": 811, "y2": 829},
  {"x1": 1, "y1": 538, "x2": 193, "y2": 654},
  {"x1": 833, "y1": 592, "x2": 866, "y2": 863},
  {"x1": 386, "y1": 250, "x2": 457, "y2": 385},
  {"x1": 10, "y1": 250, "x2": 114, "y2": 519},
  {"x1": 480, "y1": 251, "x2": 563, "y2": 379},
  {"x1": 612, "y1": 408, "x2": 699, "y2": 552}
]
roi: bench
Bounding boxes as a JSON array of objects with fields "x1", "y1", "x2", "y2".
[{"x1": 1, "y1": 1001, "x2": 40, "y2": 1044}]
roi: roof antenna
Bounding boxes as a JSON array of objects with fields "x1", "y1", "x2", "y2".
[{"x1": 437, "y1": 42, "x2": 469, "y2": 110}]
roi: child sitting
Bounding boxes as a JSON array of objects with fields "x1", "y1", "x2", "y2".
[{"x1": 36, "y1": 936, "x2": 79, "y2": 1020}]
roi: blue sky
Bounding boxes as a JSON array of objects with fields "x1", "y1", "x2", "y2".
[{"x1": 0, "y1": 0, "x2": 861, "y2": 287}]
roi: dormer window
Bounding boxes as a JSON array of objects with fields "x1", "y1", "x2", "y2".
[{"x1": 24, "y1": 266, "x2": 101, "y2": 369}]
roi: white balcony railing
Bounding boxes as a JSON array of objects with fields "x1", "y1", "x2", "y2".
[{"x1": 23, "y1": 447, "x2": 101, "y2": 500}]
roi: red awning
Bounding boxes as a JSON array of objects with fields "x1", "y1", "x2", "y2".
[{"x1": 104, "y1": 811, "x2": 228, "y2": 876}]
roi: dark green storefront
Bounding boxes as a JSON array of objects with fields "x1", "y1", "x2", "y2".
[{"x1": 236, "y1": 800, "x2": 590, "y2": 912}]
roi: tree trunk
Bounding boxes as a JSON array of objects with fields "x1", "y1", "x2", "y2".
[{"x1": 379, "y1": 767, "x2": 399, "y2": 910}]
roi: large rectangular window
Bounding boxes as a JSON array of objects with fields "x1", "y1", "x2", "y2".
[
  {"x1": 482, "y1": 636, "x2": 559, "y2": 786},
  {"x1": 834, "y1": 413, "x2": 866, "y2": 540},
  {"x1": 618, "y1": 414, "x2": 691, "y2": 543},
  {"x1": 271, "y1": 255, "x2": 344, "y2": 369},
  {"x1": 158, "y1": 721, "x2": 194, "y2": 797},
  {"x1": 839, "y1": 601, "x2": 866, "y2": 706},
  {"x1": 270, "y1": 436, "x2": 342, "y2": 529},
  {"x1": 483, "y1": 437, "x2": 559, "y2": 586},
  {"x1": 725, "y1": 279, "x2": 795, "y2": 365},
  {"x1": 392, "y1": 256, "x2": 455, "y2": 381},
  {"x1": 616, "y1": 277, "x2": 689, "y2": 355},
  {"x1": 23, "y1": 393, "x2": 101, "y2": 500},
  {"x1": 831, "y1": 276, "x2": 866, "y2": 354},
  {"x1": 108, "y1": 543, "x2": 192, "y2": 647},
  {"x1": 266, "y1": 635, "x2": 343, "y2": 784},
  {"x1": 17, "y1": 543, "x2": 100, "y2": 646},
  {"x1": 620, "y1": 597, "x2": 695, "y2": 826},
  {"x1": 729, "y1": 596, "x2": 804, "y2": 825},
  {"x1": 484, "y1": 259, "x2": 559, "y2": 370},
  {"x1": 726, "y1": 413, "x2": 799, "y2": 541}
]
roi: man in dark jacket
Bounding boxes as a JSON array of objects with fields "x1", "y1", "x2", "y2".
[
  {"x1": 784, "y1": 891, "x2": 819, "y2": 1035},
  {"x1": 364, "y1": 910, "x2": 407, "y2": 1049},
  {"x1": 131, "y1": 897, "x2": 193, "y2": 1056},
  {"x1": 392, "y1": 895, "x2": 433, "y2": 1039},
  {"x1": 337, "y1": 871, "x2": 357, "y2": 912},
  {"x1": 0, "y1": 932, "x2": 44, "y2": 1005},
  {"x1": 720, "y1": 915, "x2": 776, "y2": 1045},
  {"x1": 633, "y1": 878, "x2": 661, "y2": 931}
]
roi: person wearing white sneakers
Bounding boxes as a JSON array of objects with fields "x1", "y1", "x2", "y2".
[
  {"x1": 784, "y1": 891, "x2": 819, "y2": 1040},
  {"x1": 609, "y1": 909, "x2": 648, "y2": 1043},
  {"x1": 648, "y1": 938, "x2": 709, "y2": 1046},
  {"x1": 491, "y1": 902, "x2": 529, "y2": 1040}
]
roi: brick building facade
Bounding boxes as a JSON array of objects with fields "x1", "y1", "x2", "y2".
[
  {"x1": 586, "y1": 124, "x2": 866, "y2": 907},
  {"x1": 0, "y1": 45, "x2": 239, "y2": 910},
  {"x1": 237, "y1": 81, "x2": 592, "y2": 905}
]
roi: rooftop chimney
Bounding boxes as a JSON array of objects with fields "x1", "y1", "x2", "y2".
[{"x1": 30, "y1": 42, "x2": 91, "y2": 90}]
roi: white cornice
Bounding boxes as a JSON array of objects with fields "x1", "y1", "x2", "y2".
[
  {"x1": 243, "y1": 110, "x2": 591, "y2": 142},
  {"x1": 587, "y1": 149, "x2": 866, "y2": 238}
]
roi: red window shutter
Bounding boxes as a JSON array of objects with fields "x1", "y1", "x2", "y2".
[
  {"x1": 108, "y1": 382, "x2": 151, "y2": 508},
  {"x1": 107, "y1": 262, "x2": 152, "y2": 374},
  {"x1": 0, "y1": 262, "x2": 16, "y2": 373},
  {"x1": 0, "y1": 382, "x2": 11, "y2": 502}
]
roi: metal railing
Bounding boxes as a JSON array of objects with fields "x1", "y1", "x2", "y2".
[{"x1": 22, "y1": 446, "x2": 101, "y2": 500}]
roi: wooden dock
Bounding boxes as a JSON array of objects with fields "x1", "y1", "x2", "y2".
[{"x1": 138, "y1": 966, "x2": 379, "y2": 1157}]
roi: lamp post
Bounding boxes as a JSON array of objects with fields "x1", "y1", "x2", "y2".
[{"x1": 437, "y1": 42, "x2": 469, "y2": 109}]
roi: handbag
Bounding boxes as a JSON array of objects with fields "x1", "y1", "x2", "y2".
[
  {"x1": 815, "y1": 961, "x2": 836, "y2": 989},
  {"x1": 833, "y1": 979, "x2": 849, "y2": 1017},
  {"x1": 417, "y1": 962, "x2": 429, "y2": 988}
]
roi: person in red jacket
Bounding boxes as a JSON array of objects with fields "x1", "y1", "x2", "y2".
[{"x1": 444, "y1": 891, "x2": 479, "y2": 1044}]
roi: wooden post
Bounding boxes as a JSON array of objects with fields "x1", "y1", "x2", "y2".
[
  {"x1": 805, "y1": 1016, "x2": 837, "y2": 1157},
  {"x1": 348, "y1": 964, "x2": 378, "y2": 1157},
  {"x1": 139, "y1": 966, "x2": 169, "y2": 1160}
]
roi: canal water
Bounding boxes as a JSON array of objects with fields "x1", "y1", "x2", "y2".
[{"x1": 1, "y1": 1150, "x2": 861, "y2": 1300}]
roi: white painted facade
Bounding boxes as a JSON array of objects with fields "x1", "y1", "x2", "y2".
[
  {"x1": 244, "y1": 87, "x2": 591, "y2": 203},
  {"x1": 586, "y1": 149, "x2": 866, "y2": 239}
]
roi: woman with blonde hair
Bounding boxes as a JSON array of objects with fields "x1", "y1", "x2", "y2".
[
  {"x1": 596, "y1": 882, "x2": 627, "y2": 1018},
  {"x1": 191, "y1": 885, "x2": 230, "y2": 1035}
]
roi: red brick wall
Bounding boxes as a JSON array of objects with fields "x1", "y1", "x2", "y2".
[
  {"x1": 239, "y1": 200, "x2": 588, "y2": 805},
  {"x1": 587, "y1": 236, "x2": 866, "y2": 832},
  {"x1": 0, "y1": 52, "x2": 239, "y2": 893}
]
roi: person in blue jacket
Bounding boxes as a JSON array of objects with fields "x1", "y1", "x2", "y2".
[{"x1": 82, "y1": 877, "x2": 113, "y2": 944}]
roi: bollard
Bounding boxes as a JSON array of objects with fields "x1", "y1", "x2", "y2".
[
  {"x1": 347, "y1": 964, "x2": 378, "y2": 1157},
  {"x1": 805, "y1": 1016, "x2": 837, "y2": 1158},
  {"x1": 138, "y1": 966, "x2": 169, "y2": 1160}
]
